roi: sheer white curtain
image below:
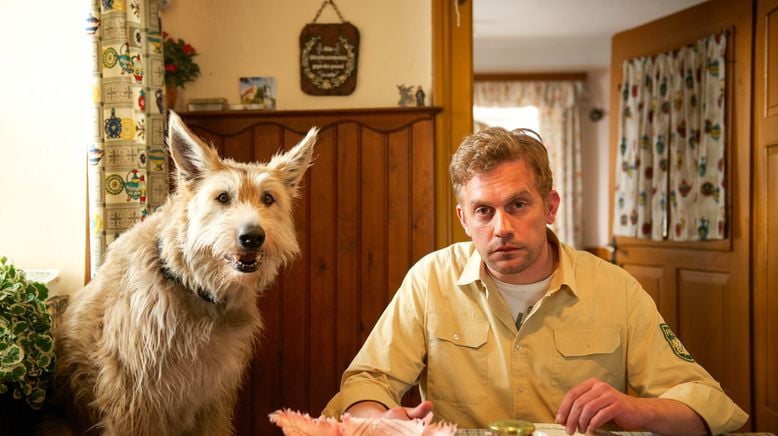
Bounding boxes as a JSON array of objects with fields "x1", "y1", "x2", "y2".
[
  {"x1": 613, "y1": 31, "x2": 727, "y2": 241},
  {"x1": 474, "y1": 81, "x2": 584, "y2": 248}
]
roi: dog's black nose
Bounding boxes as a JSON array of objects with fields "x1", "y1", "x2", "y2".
[{"x1": 238, "y1": 225, "x2": 265, "y2": 249}]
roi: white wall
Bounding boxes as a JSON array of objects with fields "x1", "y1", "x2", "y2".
[
  {"x1": 475, "y1": 37, "x2": 611, "y2": 73},
  {"x1": 580, "y1": 68, "x2": 611, "y2": 248},
  {"x1": 161, "y1": 0, "x2": 432, "y2": 110},
  {"x1": 0, "y1": 1, "x2": 92, "y2": 295}
]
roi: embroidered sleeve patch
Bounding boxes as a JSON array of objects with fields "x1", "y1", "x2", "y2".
[{"x1": 660, "y1": 323, "x2": 695, "y2": 362}]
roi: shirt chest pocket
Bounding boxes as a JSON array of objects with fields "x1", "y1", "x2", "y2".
[
  {"x1": 427, "y1": 316, "x2": 489, "y2": 404},
  {"x1": 551, "y1": 327, "x2": 624, "y2": 392}
]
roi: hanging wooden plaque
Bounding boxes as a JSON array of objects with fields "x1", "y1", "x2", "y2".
[{"x1": 300, "y1": 22, "x2": 360, "y2": 95}]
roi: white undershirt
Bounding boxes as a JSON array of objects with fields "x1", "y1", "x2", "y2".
[{"x1": 490, "y1": 274, "x2": 552, "y2": 329}]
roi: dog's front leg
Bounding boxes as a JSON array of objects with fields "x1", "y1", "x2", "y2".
[{"x1": 190, "y1": 401, "x2": 235, "y2": 436}]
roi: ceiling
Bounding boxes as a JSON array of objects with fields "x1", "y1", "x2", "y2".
[{"x1": 473, "y1": 0, "x2": 707, "y2": 72}]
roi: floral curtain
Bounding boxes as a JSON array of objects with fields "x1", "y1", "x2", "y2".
[
  {"x1": 613, "y1": 31, "x2": 727, "y2": 241},
  {"x1": 474, "y1": 81, "x2": 584, "y2": 248},
  {"x1": 86, "y1": 0, "x2": 169, "y2": 275}
]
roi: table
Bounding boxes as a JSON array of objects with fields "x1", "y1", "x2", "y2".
[{"x1": 455, "y1": 423, "x2": 776, "y2": 436}]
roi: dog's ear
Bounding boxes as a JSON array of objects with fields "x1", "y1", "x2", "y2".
[
  {"x1": 167, "y1": 111, "x2": 224, "y2": 184},
  {"x1": 269, "y1": 127, "x2": 318, "y2": 193}
]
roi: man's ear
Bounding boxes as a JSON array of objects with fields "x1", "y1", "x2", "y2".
[
  {"x1": 456, "y1": 204, "x2": 472, "y2": 237},
  {"x1": 167, "y1": 110, "x2": 223, "y2": 185},
  {"x1": 268, "y1": 127, "x2": 318, "y2": 196},
  {"x1": 546, "y1": 190, "x2": 561, "y2": 225}
]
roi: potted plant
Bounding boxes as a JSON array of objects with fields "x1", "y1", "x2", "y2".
[
  {"x1": 163, "y1": 32, "x2": 201, "y2": 108},
  {"x1": 0, "y1": 257, "x2": 55, "y2": 430}
]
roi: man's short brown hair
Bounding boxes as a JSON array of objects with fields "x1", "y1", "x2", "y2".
[{"x1": 449, "y1": 127, "x2": 553, "y2": 200}]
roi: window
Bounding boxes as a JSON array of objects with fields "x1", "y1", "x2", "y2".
[{"x1": 473, "y1": 105, "x2": 540, "y2": 132}]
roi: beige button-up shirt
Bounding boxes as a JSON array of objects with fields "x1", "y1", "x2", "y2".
[{"x1": 322, "y1": 233, "x2": 748, "y2": 433}]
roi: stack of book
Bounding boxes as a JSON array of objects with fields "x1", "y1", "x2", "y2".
[
  {"x1": 229, "y1": 103, "x2": 266, "y2": 110},
  {"x1": 186, "y1": 98, "x2": 227, "y2": 112}
]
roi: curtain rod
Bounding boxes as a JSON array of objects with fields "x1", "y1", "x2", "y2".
[{"x1": 474, "y1": 72, "x2": 587, "y2": 82}]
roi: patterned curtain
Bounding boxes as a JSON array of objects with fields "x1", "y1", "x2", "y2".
[
  {"x1": 613, "y1": 31, "x2": 727, "y2": 241},
  {"x1": 86, "y1": 0, "x2": 169, "y2": 276},
  {"x1": 474, "y1": 81, "x2": 584, "y2": 248}
]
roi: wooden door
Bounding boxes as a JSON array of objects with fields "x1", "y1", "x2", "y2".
[
  {"x1": 753, "y1": 0, "x2": 778, "y2": 430},
  {"x1": 609, "y1": 0, "x2": 753, "y2": 428},
  {"x1": 181, "y1": 108, "x2": 439, "y2": 435}
]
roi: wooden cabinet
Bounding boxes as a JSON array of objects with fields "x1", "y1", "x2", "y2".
[{"x1": 181, "y1": 107, "x2": 440, "y2": 435}]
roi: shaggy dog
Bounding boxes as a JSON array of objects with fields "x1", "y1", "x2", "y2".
[{"x1": 53, "y1": 112, "x2": 317, "y2": 435}]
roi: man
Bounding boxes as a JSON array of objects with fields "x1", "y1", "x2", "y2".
[{"x1": 322, "y1": 127, "x2": 748, "y2": 434}]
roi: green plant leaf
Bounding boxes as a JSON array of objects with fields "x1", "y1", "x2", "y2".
[
  {"x1": 9, "y1": 365, "x2": 26, "y2": 382},
  {"x1": 29, "y1": 387, "x2": 45, "y2": 407},
  {"x1": 33, "y1": 336, "x2": 53, "y2": 353},
  {"x1": 0, "y1": 256, "x2": 54, "y2": 409},
  {"x1": 12, "y1": 321, "x2": 28, "y2": 335},
  {"x1": 37, "y1": 354, "x2": 51, "y2": 369},
  {"x1": 33, "y1": 282, "x2": 48, "y2": 301},
  {"x1": 0, "y1": 345, "x2": 23, "y2": 366}
]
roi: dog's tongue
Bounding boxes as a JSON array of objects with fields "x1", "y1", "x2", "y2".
[{"x1": 238, "y1": 253, "x2": 257, "y2": 263}]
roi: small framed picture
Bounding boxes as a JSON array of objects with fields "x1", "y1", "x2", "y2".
[{"x1": 239, "y1": 77, "x2": 276, "y2": 110}]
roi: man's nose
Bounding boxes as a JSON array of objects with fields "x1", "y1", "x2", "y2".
[{"x1": 493, "y1": 209, "x2": 514, "y2": 238}]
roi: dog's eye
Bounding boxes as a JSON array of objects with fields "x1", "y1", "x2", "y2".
[
  {"x1": 262, "y1": 193, "x2": 274, "y2": 206},
  {"x1": 216, "y1": 192, "x2": 230, "y2": 204}
]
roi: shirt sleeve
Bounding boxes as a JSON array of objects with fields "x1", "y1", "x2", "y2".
[
  {"x1": 321, "y1": 261, "x2": 429, "y2": 417},
  {"x1": 623, "y1": 276, "x2": 748, "y2": 433}
]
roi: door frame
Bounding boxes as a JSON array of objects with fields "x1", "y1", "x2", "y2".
[{"x1": 432, "y1": 0, "x2": 473, "y2": 247}]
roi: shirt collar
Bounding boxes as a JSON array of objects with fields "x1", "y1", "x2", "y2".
[
  {"x1": 457, "y1": 243, "x2": 483, "y2": 287},
  {"x1": 455, "y1": 229, "x2": 580, "y2": 298},
  {"x1": 546, "y1": 229, "x2": 579, "y2": 298}
]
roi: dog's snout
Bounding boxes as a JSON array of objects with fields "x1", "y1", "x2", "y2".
[{"x1": 238, "y1": 225, "x2": 265, "y2": 249}]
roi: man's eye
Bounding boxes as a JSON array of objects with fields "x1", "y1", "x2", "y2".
[
  {"x1": 216, "y1": 192, "x2": 230, "y2": 204},
  {"x1": 474, "y1": 207, "x2": 491, "y2": 216},
  {"x1": 263, "y1": 193, "x2": 275, "y2": 206},
  {"x1": 513, "y1": 200, "x2": 527, "y2": 209}
]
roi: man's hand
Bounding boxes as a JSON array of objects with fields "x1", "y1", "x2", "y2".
[
  {"x1": 556, "y1": 378, "x2": 645, "y2": 433},
  {"x1": 346, "y1": 400, "x2": 434, "y2": 421},
  {"x1": 556, "y1": 378, "x2": 707, "y2": 435}
]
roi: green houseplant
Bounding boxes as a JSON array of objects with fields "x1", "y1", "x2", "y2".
[
  {"x1": 163, "y1": 32, "x2": 200, "y2": 108},
  {"x1": 0, "y1": 256, "x2": 55, "y2": 411}
]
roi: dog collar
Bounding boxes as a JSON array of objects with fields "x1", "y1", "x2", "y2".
[{"x1": 157, "y1": 241, "x2": 220, "y2": 305}]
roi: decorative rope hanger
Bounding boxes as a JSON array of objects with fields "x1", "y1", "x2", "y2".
[{"x1": 311, "y1": 0, "x2": 347, "y2": 23}]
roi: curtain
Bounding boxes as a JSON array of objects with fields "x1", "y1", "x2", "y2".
[
  {"x1": 613, "y1": 31, "x2": 727, "y2": 241},
  {"x1": 86, "y1": 0, "x2": 169, "y2": 276},
  {"x1": 474, "y1": 81, "x2": 584, "y2": 248}
]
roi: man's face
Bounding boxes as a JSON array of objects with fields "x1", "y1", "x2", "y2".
[{"x1": 456, "y1": 159, "x2": 560, "y2": 284}]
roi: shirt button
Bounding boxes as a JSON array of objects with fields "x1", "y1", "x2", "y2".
[
  {"x1": 453, "y1": 333, "x2": 460, "y2": 341},
  {"x1": 518, "y1": 385, "x2": 526, "y2": 392},
  {"x1": 515, "y1": 343, "x2": 521, "y2": 351}
]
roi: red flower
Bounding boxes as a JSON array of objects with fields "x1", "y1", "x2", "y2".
[{"x1": 163, "y1": 34, "x2": 200, "y2": 89}]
